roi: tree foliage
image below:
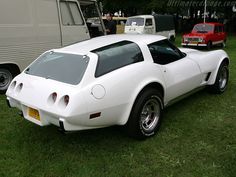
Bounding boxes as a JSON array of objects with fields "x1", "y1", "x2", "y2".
[
  {"x1": 101, "y1": 0, "x2": 164, "y2": 16},
  {"x1": 100, "y1": 0, "x2": 236, "y2": 17},
  {"x1": 99, "y1": 0, "x2": 188, "y2": 15},
  {"x1": 99, "y1": 0, "x2": 236, "y2": 32}
]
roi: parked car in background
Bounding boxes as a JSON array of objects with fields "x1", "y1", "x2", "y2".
[
  {"x1": 125, "y1": 14, "x2": 175, "y2": 41},
  {"x1": 6, "y1": 34, "x2": 229, "y2": 139},
  {"x1": 0, "y1": 0, "x2": 105, "y2": 93},
  {"x1": 182, "y1": 22, "x2": 227, "y2": 50}
]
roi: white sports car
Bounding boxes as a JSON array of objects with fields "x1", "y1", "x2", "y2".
[{"x1": 6, "y1": 34, "x2": 229, "y2": 139}]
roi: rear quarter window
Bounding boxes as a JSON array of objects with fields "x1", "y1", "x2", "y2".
[{"x1": 92, "y1": 41, "x2": 144, "y2": 77}]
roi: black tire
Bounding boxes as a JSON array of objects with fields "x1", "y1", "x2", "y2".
[
  {"x1": 209, "y1": 61, "x2": 229, "y2": 94},
  {"x1": 125, "y1": 88, "x2": 163, "y2": 139},
  {"x1": 207, "y1": 41, "x2": 212, "y2": 50},
  {"x1": 220, "y1": 40, "x2": 226, "y2": 48},
  {"x1": 0, "y1": 68, "x2": 13, "y2": 94}
]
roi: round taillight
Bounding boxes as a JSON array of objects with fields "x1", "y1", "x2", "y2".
[
  {"x1": 52, "y1": 92, "x2": 57, "y2": 102},
  {"x1": 64, "y1": 95, "x2": 70, "y2": 106},
  {"x1": 10, "y1": 81, "x2": 17, "y2": 90},
  {"x1": 16, "y1": 83, "x2": 23, "y2": 93},
  {"x1": 19, "y1": 83, "x2": 23, "y2": 89}
]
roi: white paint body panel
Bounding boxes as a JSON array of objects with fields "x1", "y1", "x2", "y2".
[{"x1": 6, "y1": 34, "x2": 229, "y2": 131}]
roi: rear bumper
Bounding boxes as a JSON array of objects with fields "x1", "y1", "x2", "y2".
[
  {"x1": 6, "y1": 96, "x2": 107, "y2": 132},
  {"x1": 182, "y1": 43, "x2": 207, "y2": 47}
]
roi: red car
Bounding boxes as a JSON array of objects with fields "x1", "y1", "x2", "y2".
[{"x1": 182, "y1": 22, "x2": 227, "y2": 50}]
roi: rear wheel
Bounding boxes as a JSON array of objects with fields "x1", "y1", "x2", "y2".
[
  {"x1": 0, "y1": 68, "x2": 13, "y2": 94},
  {"x1": 209, "y1": 61, "x2": 229, "y2": 94},
  {"x1": 125, "y1": 88, "x2": 163, "y2": 139}
]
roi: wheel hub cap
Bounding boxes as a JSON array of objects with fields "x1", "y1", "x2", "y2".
[
  {"x1": 219, "y1": 67, "x2": 227, "y2": 90},
  {"x1": 140, "y1": 98, "x2": 160, "y2": 132},
  {"x1": 0, "y1": 72, "x2": 10, "y2": 87}
]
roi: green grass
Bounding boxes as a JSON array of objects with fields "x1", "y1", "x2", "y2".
[{"x1": 0, "y1": 35, "x2": 236, "y2": 177}]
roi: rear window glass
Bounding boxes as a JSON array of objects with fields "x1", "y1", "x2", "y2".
[
  {"x1": 25, "y1": 52, "x2": 89, "y2": 85},
  {"x1": 92, "y1": 41, "x2": 144, "y2": 77}
]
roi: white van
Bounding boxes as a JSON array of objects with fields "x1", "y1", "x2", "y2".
[
  {"x1": 125, "y1": 15, "x2": 175, "y2": 41},
  {"x1": 0, "y1": 0, "x2": 105, "y2": 93}
]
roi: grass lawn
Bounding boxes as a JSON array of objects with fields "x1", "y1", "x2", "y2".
[{"x1": 0, "y1": 35, "x2": 236, "y2": 177}]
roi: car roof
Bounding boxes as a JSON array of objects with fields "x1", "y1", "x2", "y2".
[{"x1": 58, "y1": 34, "x2": 166, "y2": 55}]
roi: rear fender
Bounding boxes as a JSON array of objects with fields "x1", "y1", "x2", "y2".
[{"x1": 119, "y1": 79, "x2": 165, "y2": 125}]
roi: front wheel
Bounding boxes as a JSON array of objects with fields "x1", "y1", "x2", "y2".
[
  {"x1": 209, "y1": 61, "x2": 229, "y2": 94},
  {"x1": 125, "y1": 88, "x2": 163, "y2": 139},
  {"x1": 207, "y1": 41, "x2": 212, "y2": 50},
  {"x1": 0, "y1": 68, "x2": 13, "y2": 94}
]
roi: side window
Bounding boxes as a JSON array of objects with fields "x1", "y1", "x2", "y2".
[
  {"x1": 92, "y1": 41, "x2": 144, "y2": 77},
  {"x1": 148, "y1": 39, "x2": 184, "y2": 65},
  {"x1": 60, "y1": 1, "x2": 84, "y2": 26},
  {"x1": 145, "y1": 19, "x2": 153, "y2": 26}
]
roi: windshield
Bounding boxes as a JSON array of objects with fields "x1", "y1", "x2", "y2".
[
  {"x1": 126, "y1": 18, "x2": 144, "y2": 26},
  {"x1": 192, "y1": 24, "x2": 214, "y2": 33},
  {"x1": 25, "y1": 52, "x2": 89, "y2": 85}
]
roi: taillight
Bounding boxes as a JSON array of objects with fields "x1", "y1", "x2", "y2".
[
  {"x1": 52, "y1": 92, "x2": 57, "y2": 102},
  {"x1": 48, "y1": 92, "x2": 57, "y2": 105},
  {"x1": 48, "y1": 93, "x2": 70, "y2": 108},
  {"x1": 64, "y1": 95, "x2": 70, "y2": 106},
  {"x1": 19, "y1": 83, "x2": 23, "y2": 89},
  {"x1": 9, "y1": 81, "x2": 17, "y2": 90},
  {"x1": 16, "y1": 83, "x2": 23, "y2": 93}
]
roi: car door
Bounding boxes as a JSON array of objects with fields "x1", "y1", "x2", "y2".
[
  {"x1": 58, "y1": 0, "x2": 90, "y2": 46},
  {"x1": 148, "y1": 40, "x2": 202, "y2": 102},
  {"x1": 218, "y1": 25, "x2": 226, "y2": 42},
  {"x1": 144, "y1": 18, "x2": 154, "y2": 34},
  {"x1": 213, "y1": 25, "x2": 222, "y2": 43}
]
